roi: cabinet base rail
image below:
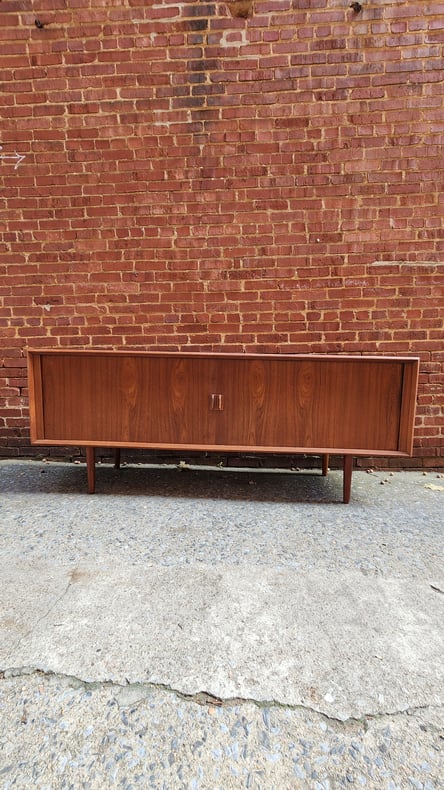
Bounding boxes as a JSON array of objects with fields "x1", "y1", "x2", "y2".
[{"x1": 85, "y1": 448, "x2": 353, "y2": 503}]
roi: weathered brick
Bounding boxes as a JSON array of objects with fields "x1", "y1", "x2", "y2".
[{"x1": 0, "y1": 0, "x2": 442, "y2": 462}]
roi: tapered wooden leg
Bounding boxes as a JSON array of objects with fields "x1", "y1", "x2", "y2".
[
  {"x1": 86, "y1": 446, "x2": 96, "y2": 494},
  {"x1": 343, "y1": 454, "x2": 353, "y2": 504},
  {"x1": 114, "y1": 447, "x2": 121, "y2": 469},
  {"x1": 322, "y1": 454, "x2": 329, "y2": 476}
]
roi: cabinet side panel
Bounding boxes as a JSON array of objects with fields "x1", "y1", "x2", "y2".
[
  {"x1": 27, "y1": 352, "x2": 45, "y2": 442},
  {"x1": 398, "y1": 359, "x2": 419, "y2": 454}
]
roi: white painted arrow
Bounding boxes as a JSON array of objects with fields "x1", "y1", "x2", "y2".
[{"x1": 0, "y1": 146, "x2": 26, "y2": 169}]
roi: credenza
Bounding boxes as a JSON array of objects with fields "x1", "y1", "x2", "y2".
[{"x1": 27, "y1": 350, "x2": 419, "y2": 502}]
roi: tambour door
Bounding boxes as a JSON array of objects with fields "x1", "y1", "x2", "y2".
[
  {"x1": 210, "y1": 356, "x2": 407, "y2": 453},
  {"x1": 36, "y1": 353, "x2": 220, "y2": 447}
]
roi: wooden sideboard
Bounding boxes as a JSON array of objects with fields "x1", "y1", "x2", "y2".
[{"x1": 27, "y1": 350, "x2": 419, "y2": 502}]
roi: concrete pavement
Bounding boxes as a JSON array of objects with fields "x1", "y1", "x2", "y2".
[{"x1": 0, "y1": 459, "x2": 443, "y2": 788}]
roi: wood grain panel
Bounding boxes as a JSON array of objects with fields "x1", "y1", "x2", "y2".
[
  {"x1": 213, "y1": 358, "x2": 404, "y2": 452},
  {"x1": 27, "y1": 352, "x2": 44, "y2": 441},
  {"x1": 40, "y1": 354, "x2": 218, "y2": 445}
]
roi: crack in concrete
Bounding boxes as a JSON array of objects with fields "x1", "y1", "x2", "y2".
[
  {"x1": 4, "y1": 575, "x2": 74, "y2": 664},
  {"x1": 0, "y1": 665, "x2": 442, "y2": 728}
]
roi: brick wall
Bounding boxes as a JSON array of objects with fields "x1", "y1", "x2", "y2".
[{"x1": 0, "y1": 0, "x2": 443, "y2": 465}]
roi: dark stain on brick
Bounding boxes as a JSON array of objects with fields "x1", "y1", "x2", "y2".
[
  {"x1": 188, "y1": 59, "x2": 218, "y2": 73},
  {"x1": 172, "y1": 96, "x2": 207, "y2": 109},
  {"x1": 175, "y1": 3, "x2": 226, "y2": 125},
  {"x1": 187, "y1": 4, "x2": 216, "y2": 17},
  {"x1": 188, "y1": 18, "x2": 209, "y2": 32},
  {"x1": 228, "y1": 0, "x2": 253, "y2": 19}
]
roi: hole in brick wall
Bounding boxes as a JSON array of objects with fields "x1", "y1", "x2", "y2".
[{"x1": 228, "y1": 0, "x2": 253, "y2": 19}]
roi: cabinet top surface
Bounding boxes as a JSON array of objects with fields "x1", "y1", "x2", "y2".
[{"x1": 27, "y1": 349, "x2": 419, "y2": 364}]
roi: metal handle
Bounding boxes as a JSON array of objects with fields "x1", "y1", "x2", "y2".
[{"x1": 210, "y1": 393, "x2": 224, "y2": 411}]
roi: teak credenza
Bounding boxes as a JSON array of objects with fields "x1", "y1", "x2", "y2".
[{"x1": 27, "y1": 350, "x2": 419, "y2": 502}]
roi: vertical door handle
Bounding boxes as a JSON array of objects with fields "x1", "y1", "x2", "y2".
[{"x1": 210, "y1": 394, "x2": 224, "y2": 411}]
